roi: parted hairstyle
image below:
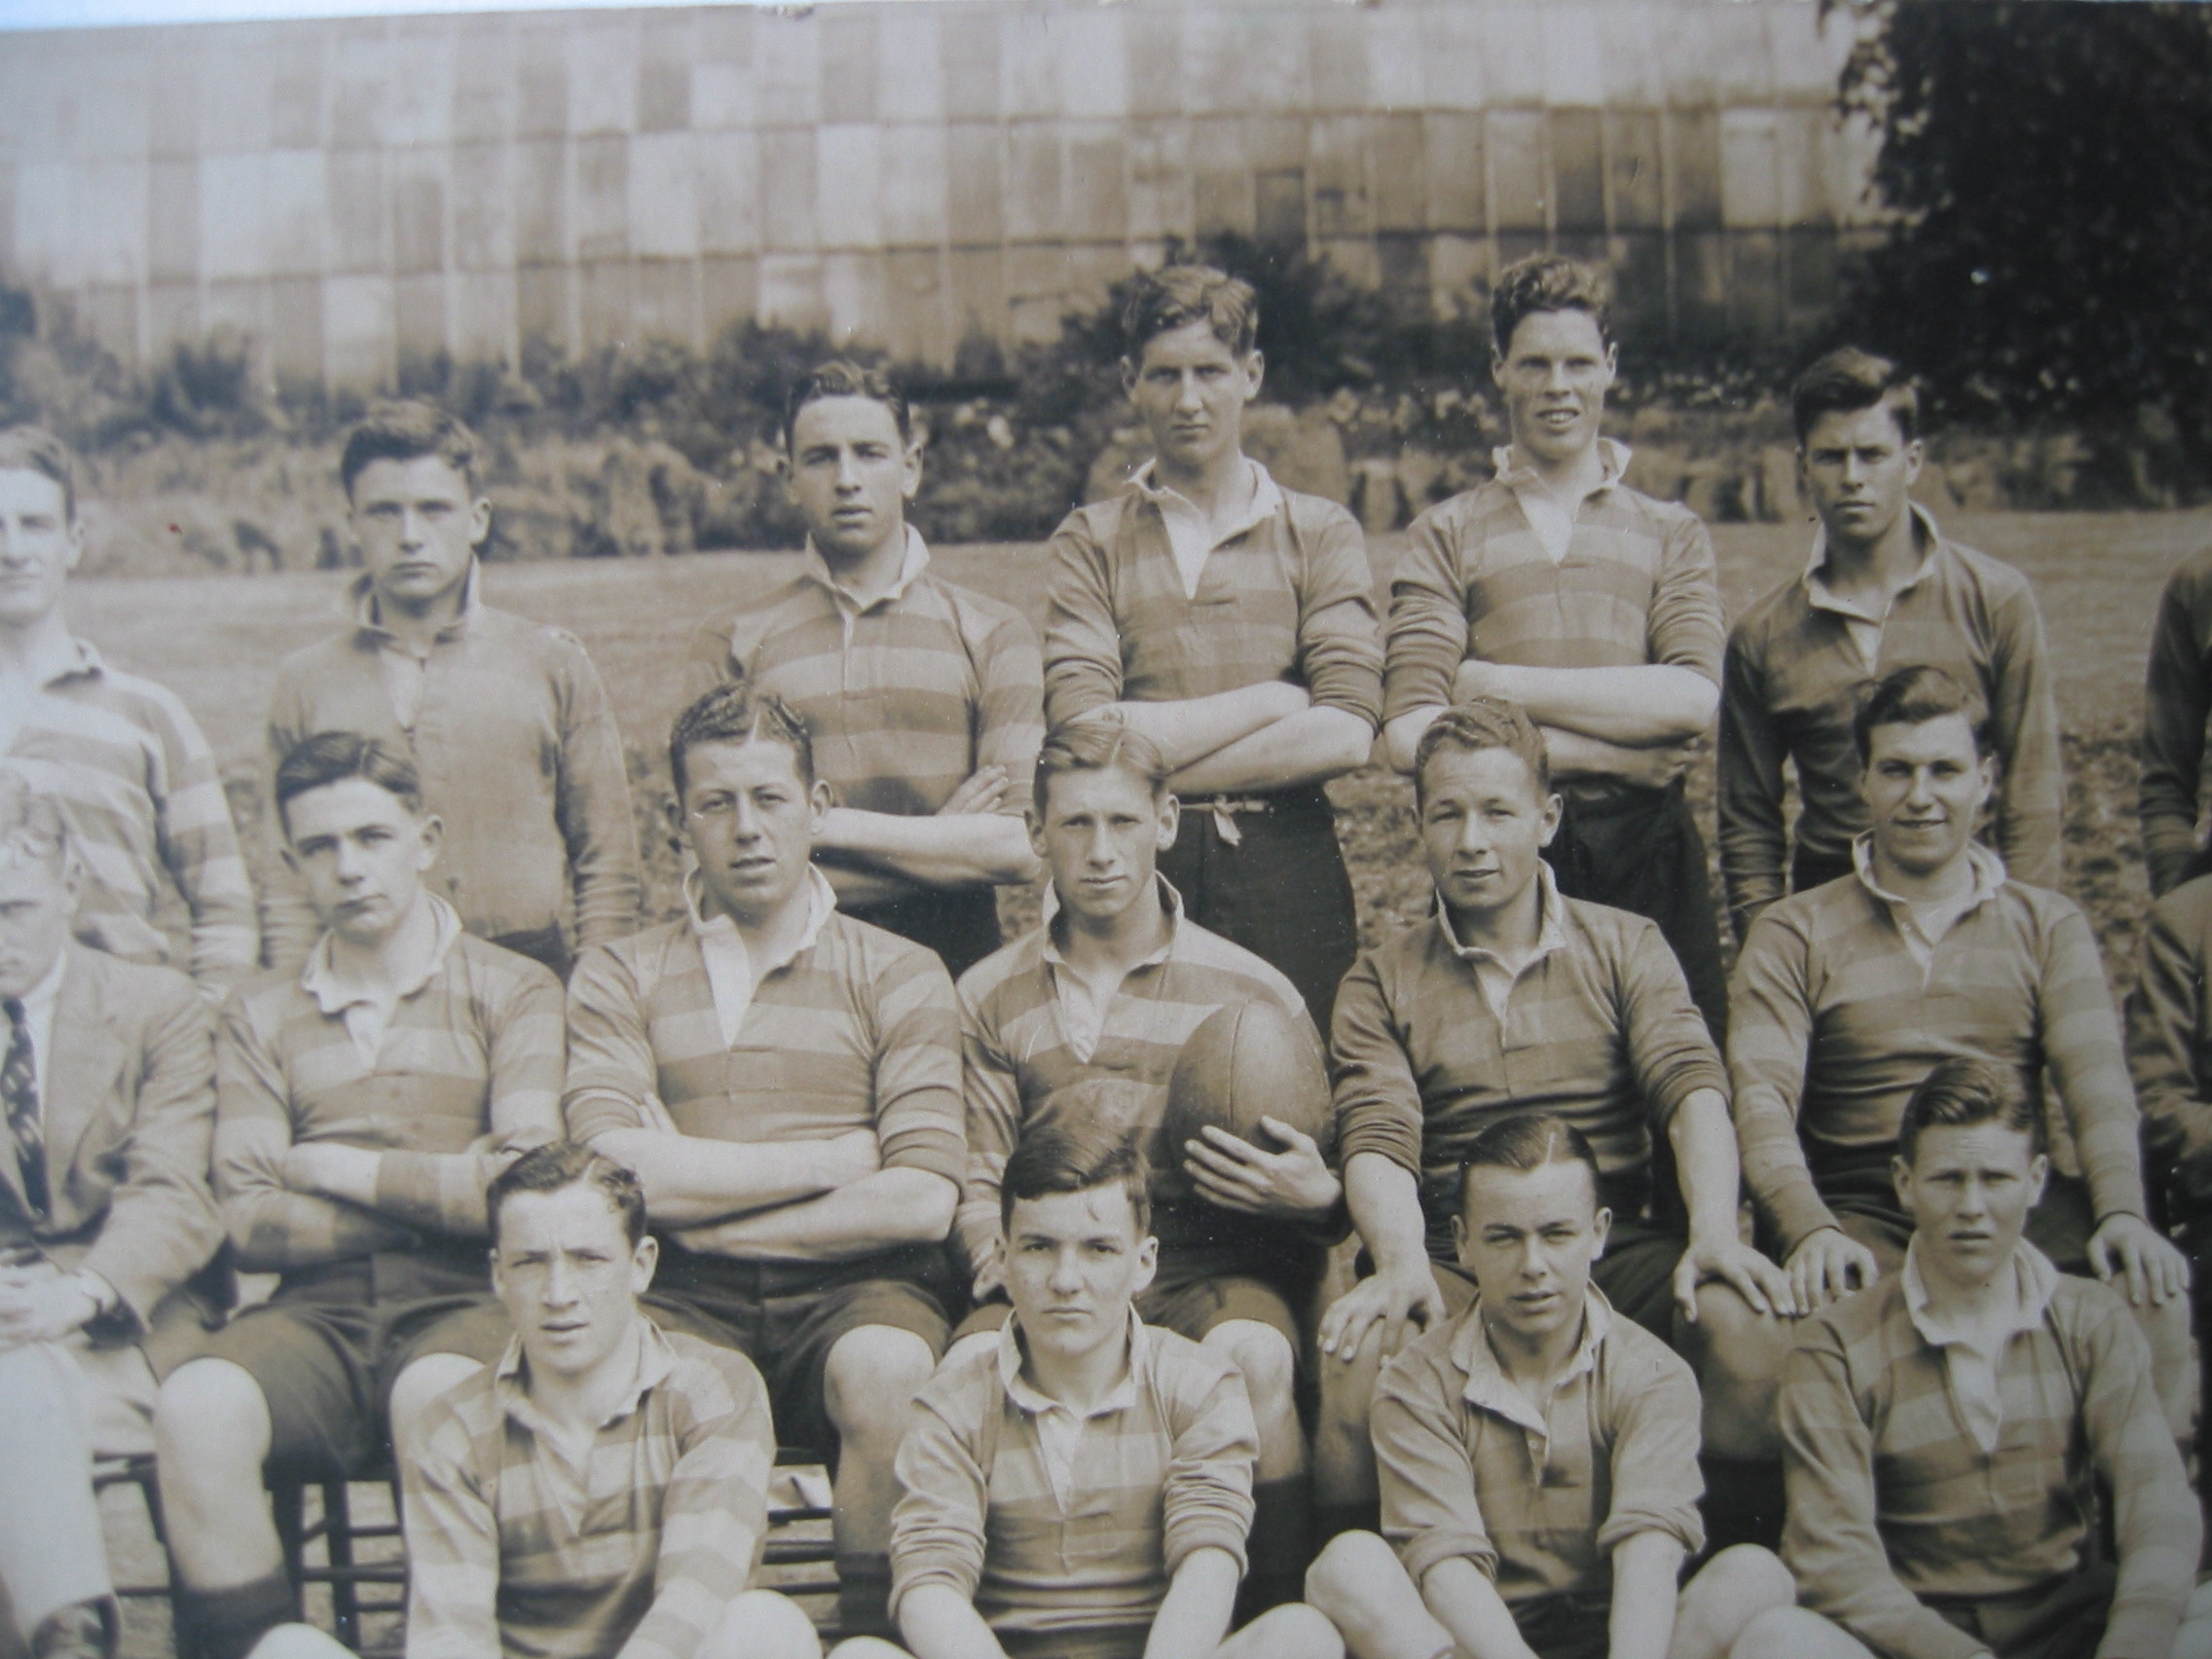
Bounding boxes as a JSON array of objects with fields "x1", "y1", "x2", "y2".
[
  {"x1": 487, "y1": 1140, "x2": 647, "y2": 1249},
  {"x1": 0, "y1": 424, "x2": 81, "y2": 520},
  {"x1": 1898, "y1": 1056, "x2": 2043, "y2": 1165},
  {"x1": 1000, "y1": 1113, "x2": 1154, "y2": 1236},
  {"x1": 1491, "y1": 253, "x2": 1612, "y2": 359},
  {"x1": 1032, "y1": 719, "x2": 1173, "y2": 816},
  {"x1": 1851, "y1": 663, "x2": 1993, "y2": 765},
  {"x1": 668, "y1": 680, "x2": 816, "y2": 800},
  {"x1": 1456, "y1": 1111, "x2": 1604, "y2": 1216},
  {"x1": 1413, "y1": 696, "x2": 1552, "y2": 806},
  {"x1": 0, "y1": 772, "x2": 71, "y2": 873},
  {"x1": 1791, "y1": 347, "x2": 1920, "y2": 447},
  {"x1": 274, "y1": 731, "x2": 424, "y2": 833},
  {"x1": 340, "y1": 399, "x2": 484, "y2": 499},
  {"x1": 781, "y1": 359, "x2": 912, "y2": 448},
  {"x1": 1122, "y1": 263, "x2": 1260, "y2": 359}
]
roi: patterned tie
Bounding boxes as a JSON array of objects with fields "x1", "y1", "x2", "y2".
[{"x1": 2, "y1": 999, "x2": 48, "y2": 1221}]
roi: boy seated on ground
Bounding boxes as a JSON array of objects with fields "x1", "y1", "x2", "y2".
[
  {"x1": 1305, "y1": 1114, "x2": 1794, "y2": 1659},
  {"x1": 1743, "y1": 1057, "x2": 2208, "y2": 1659},
  {"x1": 830, "y1": 1123, "x2": 1345, "y2": 1659}
]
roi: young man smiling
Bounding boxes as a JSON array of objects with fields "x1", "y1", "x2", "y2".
[
  {"x1": 1718, "y1": 350, "x2": 2061, "y2": 939},
  {"x1": 564, "y1": 682, "x2": 967, "y2": 1638},
  {"x1": 1043, "y1": 264, "x2": 1383, "y2": 1025},
  {"x1": 1301, "y1": 1115, "x2": 1794, "y2": 1659},
  {"x1": 0, "y1": 424, "x2": 257, "y2": 990},
  {"x1": 1319, "y1": 698, "x2": 1790, "y2": 1546},
  {"x1": 954, "y1": 721, "x2": 1341, "y2": 1615},
  {"x1": 155, "y1": 734, "x2": 566, "y2": 1659},
  {"x1": 265, "y1": 400, "x2": 641, "y2": 979},
  {"x1": 1383, "y1": 256, "x2": 1728, "y2": 1032},
  {"x1": 689, "y1": 362, "x2": 1042, "y2": 978},
  {"x1": 1744, "y1": 1060, "x2": 2207, "y2": 1659},
  {"x1": 830, "y1": 1124, "x2": 1343, "y2": 1659},
  {"x1": 1726, "y1": 665, "x2": 2190, "y2": 1427}
]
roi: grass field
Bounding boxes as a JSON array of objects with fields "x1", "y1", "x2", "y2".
[{"x1": 63, "y1": 504, "x2": 2212, "y2": 991}]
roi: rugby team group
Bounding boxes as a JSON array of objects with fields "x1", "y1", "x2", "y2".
[{"x1": 8, "y1": 250, "x2": 2212, "y2": 1659}]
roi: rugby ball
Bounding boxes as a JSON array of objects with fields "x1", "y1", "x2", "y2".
[{"x1": 1162, "y1": 1000, "x2": 1335, "y2": 1198}]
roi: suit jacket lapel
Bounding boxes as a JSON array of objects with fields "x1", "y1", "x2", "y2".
[{"x1": 39, "y1": 944, "x2": 124, "y2": 1225}]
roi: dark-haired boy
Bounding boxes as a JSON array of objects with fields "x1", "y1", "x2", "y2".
[
  {"x1": 264, "y1": 399, "x2": 640, "y2": 979},
  {"x1": 1043, "y1": 264, "x2": 1382, "y2": 1024},
  {"x1": 1320, "y1": 697, "x2": 1790, "y2": 1542},
  {"x1": 1728, "y1": 664, "x2": 2190, "y2": 1424},
  {"x1": 689, "y1": 361, "x2": 1042, "y2": 979},
  {"x1": 397, "y1": 1142, "x2": 820, "y2": 1659},
  {"x1": 1744, "y1": 1059, "x2": 2206, "y2": 1659},
  {"x1": 154, "y1": 734, "x2": 566, "y2": 1659},
  {"x1": 1719, "y1": 349, "x2": 2061, "y2": 938},
  {"x1": 564, "y1": 682, "x2": 966, "y2": 1636},
  {"x1": 0, "y1": 423, "x2": 258, "y2": 989},
  {"x1": 830, "y1": 1124, "x2": 1342, "y2": 1659},
  {"x1": 1303, "y1": 1114, "x2": 1794, "y2": 1659},
  {"x1": 1383, "y1": 255, "x2": 1728, "y2": 1032}
]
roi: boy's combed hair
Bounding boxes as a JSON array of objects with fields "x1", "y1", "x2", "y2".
[
  {"x1": 488, "y1": 1140, "x2": 647, "y2": 1248},
  {"x1": 668, "y1": 680, "x2": 816, "y2": 799},
  {"x1": 1490, "y1": 253, "x2": 1612, "y2": 359},
  {"x1": 340, "y1": 399, "x2": 484, "y2": 499},
  {"x1": 274, "y1": 731, "x2": 424, "y2": 830},
  {"x1": 1791, "y1": 347, "x2": 1920, "y2": 447},
  {"x1": 1000, "y1": 1109, "x2": 1153, "y2": 1235},
  {"x1": 0, "y1": 772, "x2": 70, "y2": 873},
  {"x1": 781, "y1": 359, "x2": 912, "y2": 448},
  {"x1": 1032, "y1": 719, "x2": 1172, "y2": 816},
  {"x1": 1413, "y1": 696, "x2": 1551, "y2": 805},
  {"x1": 1851, "y1": 663, "x2": 1993, "y2": 764},
  {"x1": 0, "y1": 424, "x2": 81, "y2": 520},
  {"x1": 1122, "y1": 263, "x2": 1259, "y2": 359},
  {"x1": 1898, "y1": 1056, "x2": 2043, "y2": 1165},
  {"x1": 1456, "y1": 1112, "x2": 1602, "y2": 1215}
]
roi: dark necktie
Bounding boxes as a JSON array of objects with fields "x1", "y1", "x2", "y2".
[{"x1": 2, "y1": 998, "x2": 48, "y2": 1220}]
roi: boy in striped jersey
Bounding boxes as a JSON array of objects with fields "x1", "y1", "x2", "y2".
[
  {"x1": 0, "y1": 424, "x2": 258, "y2": 989},
  {"x1": 954, "y1": 721, "x2": 1343, "y2": 1615},
  {"x1": 1043, "y1": 264, "x2": 1382, "y2": 1026},
  {"x1": 1382, "y1": 255, "x2": 1729, "y2": 1033},
  {"x1": 831, "y1": 1124, "x2": 1343, "y2": 1659},
  {"x1": 1747, "y1": 1059, "x2": 2207, "y2": 1659},
  {"x1": 690, "y1": 362, "x2": 1042, "y2": 979},
  {"x1": 153, "y1": 733, "x2": 566, "y2": 1659},
  {"x1": 564, "y1": 682, "x2": 967, "y2": 1639}
]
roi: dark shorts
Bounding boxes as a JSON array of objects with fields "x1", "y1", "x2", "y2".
[
  {"x1": 1927, "y1": 1563, "x2": 2116, "y2": 1659},
  {"x1": 1508, "y1": 1590, "x2": 1613, "y2": 1659},
  {"x1": 1159, "y1": 785, "x2": 1359, "y2": 1030},
  {"x1": 1428, "y1": 1213, "x2": 1685, "y2": 1343},
  {"x1": 191, "y1": 1260, "x2": 511, "y2": 1478},
  {"x1": 1544, "y1": 781, "x2": 1728, "y2": 1040},
  {"x1": 1817, "y1": 1154, "x2": 2100, "y2": 1274},
  {"x1": 997, "y1": 1627, "x2": 1148, "y2": 1659},
  {"x1": 645, "y1": 1244, "x2": 952, "y2": 1458},
  {"x1": 840, "y1": 885, "x2": 1005, "y2": 981}
]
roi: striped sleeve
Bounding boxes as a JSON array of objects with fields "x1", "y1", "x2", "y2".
[
  {"x1": 135, "y1": 677, "x2": 260, "y2": 983},
  {"x1": 620, "y1": 1355, "x2": 777, "y2": 1659},
  {"x1": 2037, "y1": 898, "x2": 2149, "y2": 1223},
  {"x1": 869, "y1": 941, "x2": 968, "y2": 1182},
  {"x1": 401, "y1": 1393, "x2": 504, "y2": 1659},
  {"x1": 2079, "y1": 1292, "x2": 2201, "y2": 1657},
  {"x1": 1986, "y1": 578, "x2": 2063, "y2": 892},
  {"x1": 1329, "y1": 949, "x2": 1427, "y2": 1178},
  {"x1": 1382, "y1": 504, "x2": 1472, "y2": 721},
  {"x1": 1645, "y1": 507, "x2": 1725, "y2": 684},
  {"x1": 1724, "y1": 910, "x2": 1839, "y2": 1255},
  {"x1": 1717, "y1": 615, "x2": 1791, "y2": 935},
  {"x1": 889, "y1": 1366, "x2": 994, "y2": 1618},
  {"x1": 564, "y1": 940, "x2": 664, "y2": 1142},
  {"x1": 260, "y1": 673, "x2": 324, "y2": 974},
  {"x1": 1159, "y1": 1346, "x2": 1258, "y2": 1578},
  {"x1": 1291, "y1": 498, "x2": 1384, "y2": 726},
  {"x1": 1042, "y1": 506, "x2": 1127, "y2": 725},
  {"x1": 1614, "y1": 915, "x2": 1729, "y2": 1124},
  {"x1": 2140, "y1": 559, "x2": 2212, "y2": 899},
  {"x1": 550, "y1": 632, "x2": 645, "y2": 952},
  {"x1": 2124, "y1": 885, "x2": 2212, "y2": 1185},
  {"x1": 1374, "y1": 1344, "x2": 1499, "y2": 1586},
  {"x1": 956, "y1": 971, "x2": 1022, "y2": 1283},
  {"x1": 964, "y1": 599, "x2": 1048, "y2": 814},
  {"x1": 1592, "y1": 1343, "x2": 1705, "y2": 1559}
]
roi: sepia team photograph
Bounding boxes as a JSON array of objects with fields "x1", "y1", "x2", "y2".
[{"x1": 2, "y1": 1, "x2": 2211, "y2": 1658}]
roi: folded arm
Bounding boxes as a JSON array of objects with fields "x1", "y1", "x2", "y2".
[
  {"x1": 815, "y1": 803, "x2": 1040, "y2": 891},
  {"x1": 585, "y1": 1123, "x2": 881, "y2": 1228},
  {"x1": 1456, "y1": 660, "x2": 1718, "y2": 747},
  {"x1": 1166, "y1": 704, "x2": 1376, "y2": 794},
  {"x1": 672, "y1": 1166, "x2": 958, "y2": 1262},
  {"x1": 1083, "y1": 682, "x2": 1312, "y2": 774}
]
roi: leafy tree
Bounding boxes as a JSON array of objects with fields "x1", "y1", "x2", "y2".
[{"x1": 1831, "y1": 0, "x2": 2212, "y2": 489}]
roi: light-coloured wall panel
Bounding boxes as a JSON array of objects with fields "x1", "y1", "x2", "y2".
[
  {"x1": 817, "y1": 123, "x2": 883, "y2": 250},
  {"x1": 695, "y1": 129, "x2": 761, "y2": 255},
  {"x1": 875, "y1": 13, "x2": 946, "y2": 124},
  {"x1": 1720, "y1": 107, "x2": 1782, "y2": 229},
  {"x1": 880, "y1": 124, "x2": 949, "y2": 248},
  {"x1": 631, "y1": 131, "x2": 700, "y2": 259}
]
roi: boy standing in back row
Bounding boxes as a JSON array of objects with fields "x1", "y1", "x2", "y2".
[
  {"x1": 264, "y1": 400, "x2": 641, "y2": 979},
  {"x1": 1043, "y1": 264, "x2": 1382, "y2": 1026},
  {"x1": 1382, "y1": 254, "x2": 1729, "y2": 1032}
]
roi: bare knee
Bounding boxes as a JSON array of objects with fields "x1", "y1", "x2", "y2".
[
  {"x1": 156, "y1": 1359, "x2": 271, "y2": 1472},
  {"x1": 824, "y1": 1641, "x2": 908, "y2": 1659},
  {"x1": 822, "y1": 1327, "x2": 937, "y2": 1445},
  {"x1": 701, "y1": 1591, "x2": 821, "y2": 1659},
  {"x1": 1319, "y1": 1324, "x2": 1388, "y2": 1433},
  {"x1": 1694, "y1": 1545, "x2": 1794, "y2": 1615},
  {"x1": 244, "y1": 1624, "x2": 355, "y2": 1659},
  {"x1": 1203, "y1": 1320, "x2": 1297, "y2": 1416},
  {"x1": 1232, "y1": 1602, "x2": 1344, "y2": 1659},
  {"x1": 1305, "y1": 1529, "x2": 1401, "y2": 1617},
  {"x1": 1727, "y1": 1606, "x2": 1861, "y2": 1659}
]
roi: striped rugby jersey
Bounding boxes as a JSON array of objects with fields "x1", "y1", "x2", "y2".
[
  {"x1": 891, "y1": 1312, "x2": 1255, "y2": 1647},
  {"x1": 403, "y1": 1324, "x2": 775, "y2": 1659},
  {"x1": 564, "y1": 908, "x2": 965, "y2": 1188},
  {"x1": 1727, "y1": 858, "x2": 2147, "y2": 1256},
  {"x1": 1331, "y1": 876, "x2": 1727, "y2": 1259},
  {"x1": 1042, "y1": 465, "x2": 1383, "y2": 730},
  {"x1": 213, "y1": 902, "x2": 566, "y2": 1275},
  {"x1": 687, "y1": 532, "x2": 1044, "y2": 904},
  {"x1": 955, "y1": 880, "x2": 1319, "y2": 1277},
  {"x1": 4, "y1": 634, "x2": 257, "y2": 985}
]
